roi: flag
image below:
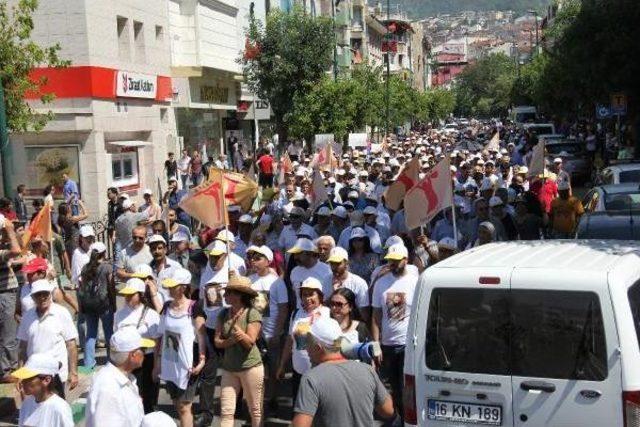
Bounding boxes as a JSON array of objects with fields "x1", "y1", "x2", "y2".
[
  {"x1": 485, "y1": 131, "x2": 500, "y2": 151},
  {"x1": 405, "y1": 158, "x2": 453, "y2": 230},
  {"x1": 310, "y1": 168, "x2": 328, "y2": 209},
  {"x1": 21, "y1": 203, "x2": 52, "y2": 250},
  {"x1": 312, "y1": 143, "x2": 337, "y2": 171},
  {"x1": 179, "y1": 169, "x2": 227, "y2": 229},
  {"x1": 223, "y1": 170, "x2": 259, "y2": 212},
  {"x1": 527, "y1": 141, "x2": 546, "y2": 178},
  {"x1": 278, "y1": 153, "x2": 293, "y2": 185},
  {"x1": 384, "y1": 156, "x2": 421, "y2": 211}
]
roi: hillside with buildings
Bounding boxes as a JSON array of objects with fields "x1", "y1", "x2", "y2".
[{"x1": 390, "y1": 0, "x2": 548, "y2": 19}]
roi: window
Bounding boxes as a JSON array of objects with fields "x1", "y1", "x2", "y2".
[
  {"x1": 426, "y1": 288, "x2": 607, "y2": 381},
  {"x1": 619, "y1": 170, "x2": 640, "y2": 184},
  {"x1": 111, "y1": 152, "x2": 139, "y2": 187},
  {"x1": 155, "y1": 25, "x2": 164, "y2": 42},
  {"x1": 134, "y1": 21, "x2": 145, "y2": 62},
  {"x1": 117, "y1": 16, "x2": 130, "y2": 61}
]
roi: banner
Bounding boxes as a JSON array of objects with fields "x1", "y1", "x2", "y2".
[
  {"x1": 348, "y1": 133, "x2": 368, "y2": 148},
  {"x1": 310, "y1": 168, "x2": 328, "y2": 209},
  {"x1": 485, "y1": 132, "x2": 500, "y2": 151},
  {"x1": 21, "y1": 202, "x2": 52, "y2": 251},
  {"x1": 405, "y1": 158, "x2": 453, "y2": 230},
  {"x1": 527, "y1": 141, "x2": 546, "y2": 178},
  {"x1": 179, "y1": 169, "x2": 227, "y2": 229},
  {"x1": 222, "y1": 170, "x2": 259, "y2": 212},
  {"x1": 384, "y1": 156, "x2": 421, "y2": 211}
]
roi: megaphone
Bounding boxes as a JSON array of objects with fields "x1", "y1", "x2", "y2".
[{"x1": 340, "y1": 340, "x2": 382, "y2": 363}]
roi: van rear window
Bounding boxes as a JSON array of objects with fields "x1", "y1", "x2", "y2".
[{"x1": 426, "y1": 289, "x2": 607, "y2": 381}]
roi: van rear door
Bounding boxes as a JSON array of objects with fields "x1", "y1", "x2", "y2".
[
  {"x1": 510, "y1": 269, "x2": 622, "y2": 427},
  {"x1": 417, "y1": 268, "x2": 514, "y2": 426}
]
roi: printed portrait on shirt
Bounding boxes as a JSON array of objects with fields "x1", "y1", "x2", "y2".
[
  {"x1": 294, "y1": 320, "x2": 311, "y2": 350},
  {"x1": 253, "y1": 291, "x2": 270, "y2": 317},
  {"x1": 206, "y1": 284, "x2": 224, "y2": 308},
  {"x1": 164, "y1": 330, "x2": 181, "y2": 362},
  {"x1": 385, "y1": 292, "x2": 407, "y2": 321}
]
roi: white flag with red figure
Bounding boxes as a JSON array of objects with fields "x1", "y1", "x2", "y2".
[
  {"x1": 179, "y1": 169, "x2": 227, "y2": 229},
  {"x1": 278, "y1": 153, "x2": 294, "y2": 185},
  {"x1": 404, "y1": 157, "x2": 453, "y2": 230},
  {"x1": 310, "y1": 168, "x2": 328, "y2": 209},
  {"x1": 384, "y1": 156, "x2": 421, "y2": 211},
  {"x1": 311, "y1": 143, "x2": 336, "y2": 170}
]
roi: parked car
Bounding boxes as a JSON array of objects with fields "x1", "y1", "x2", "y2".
[
  {"x1": 545, "y1": 139, "x2": 592, "y2": 184},
  {"x1": 575, "y1": 211, "x2": 640, "y2": 239},
  {"x1": 599, "y1": 162, "x2": 640, "y2": 185},
  {"x1": 523, "y1": 123, "x2": 556, "y2": 136},
  {"x1": 583, "y1": 183, "x2": 640, "y2": 213},
  {"x1": 404, "y1": 240, "x2": 640, "y2": 427}
]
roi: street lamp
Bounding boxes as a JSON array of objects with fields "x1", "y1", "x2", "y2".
[{"x1": 528, "y1": 9, "x2": 539, "y2": 56}]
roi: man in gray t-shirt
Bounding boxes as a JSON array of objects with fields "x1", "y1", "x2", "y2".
[
  {"x1": 116, "y1": 225, "x2": 153, "y2": 281},
  {"x1": 293, "y1": 318, "x2": 394, "y2": 427}
]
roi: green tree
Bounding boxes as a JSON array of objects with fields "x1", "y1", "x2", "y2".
[
  {"x1": 242, "y1": 6, "x2": 334, "y2": 145},
  {"x1": 0, "y1": 0, "x2": 69, "y2": 132},
  {"x1": 454, "y1": 53, "x2": 516, "y2": 118}
]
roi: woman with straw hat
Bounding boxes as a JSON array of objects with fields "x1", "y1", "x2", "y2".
[{"x1": 214, "y1": 274, "x2": 264, "y2": 427}]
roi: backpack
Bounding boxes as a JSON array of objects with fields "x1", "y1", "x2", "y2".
[{"x1": 78, "y1": 263, "x2": 111, "y2": 314}]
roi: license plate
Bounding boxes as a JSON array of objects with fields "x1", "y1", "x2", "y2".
[{"x1": 427, "y1": 399, "x2": 502, "y2": 425}]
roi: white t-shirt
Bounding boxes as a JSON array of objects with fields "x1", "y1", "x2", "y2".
[
  {"x1": 372, "y1": 271, "x2": 418, "y2": 347},
  {"x1": 19, "y1": 394, "x2": 73, "y2": 427},
  {"x1": 332, "y1": 272, "x2": 369, "y2": 308},
  {"x1": 20, "y1": 282, "x2": 59, "y2": 315},
  {"x1": 290, "y1": 261, "x2": 333, "y2": 309},
  {"x1": 203, "y1": 241, "x2": 247, "y2": 275},
  {"x1": 370, "y1": 263, "x2": 419, "y2": 285},
  {"x1": 85, "y1": 362, "x2": 144, "y2": 427},
  {"x1": 158, "y1": 305, "x2": 197, "y2": 389},
  {"x1": 70, "y1": 247, "x2": 90, "y2": 286},
  {"x1": 278, "y1": 224, "x2": 317, "y2": 252},
  {"x1": 289, "y1": 305, "x2": 331, "y2": 374},
  {"x1": 178, "y1": 155, "x2": 191, "y2": 174},
  {"x1": 17, "y1": 303, "x2": 78, "y2": 383},
  {"x1": 249, "y1": 272, "x2": 288, "y2": 339},
  {"x1": 114, "y1": 304, "x2": 161, "y2": 340}
]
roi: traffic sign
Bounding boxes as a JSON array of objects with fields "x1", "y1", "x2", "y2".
[
  {"x1": 610, "y1": 93, "x2": 627, "y2": 115},
  {"x1": 596, "y1": 104, "x2": 611, "y2": 119}
]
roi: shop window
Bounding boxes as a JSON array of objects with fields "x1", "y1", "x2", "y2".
[
  {"x1": 134, "y1": 21, "x2": 145, "y2": 63},
  {"x1": 117, "y1": 16, "x2": 130, "y2": 61},
  {"x1": 111, "y1": 152, "x2": 139, "y2": 187}
]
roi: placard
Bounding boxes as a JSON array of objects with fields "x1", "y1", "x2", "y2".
[{"x1": 348, "y1": 133, "x2": 368, "y2": 147}]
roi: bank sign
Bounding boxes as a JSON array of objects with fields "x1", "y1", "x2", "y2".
[{"x1": 116, "y1": 71, "x2": 157, "y2": 99}]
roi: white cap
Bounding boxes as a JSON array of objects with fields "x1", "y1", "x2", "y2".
[
  {"x1": 209, "y1": 240, "x2": 228, "y2": 256},
  {"x1": 227, "y1": 205, "x2": 242, "y2": 213},
  {"x1": 119, "y1": 278, "x2": 146, "y2": 295},
  {"x1": 336, "y1": 169, "x2": 346, "y2": 176},
  {"x1": 326, "y1": 247, "x2": 349, "y2": 263},
  {"x1": 80, "y1": 225, "x2": 95, "y2": 238},
  {"x1": 438, "y1": 237, "x2": 457, "y2": 250},
  {"x1": 557, "y1": 180, "x2": 571, "y2": 191},
  {"x1": 384, "y1": 244, "x2": 409, "y2": 261},
  {"x1": 170, "y1": 232, "x2": 189, "y2": 243},
  {"x1": 553, "y1": 157, "x2": 563, "y2": 163},
  {"x1": 518, "y1": 166, "x2": 528, "y2": 174},
  {"x1": 11, "y1": 353, "x2": 60, "y2": 380},
  {"x1": 122, "y1": 199, "x2": 133, "y2": 210},
  {"x1": 215, "y1": 230, "x2": 235, "y2": 242},
  {"x1": 349, "y1": 227, "x2": 367, "y2": 240},
  {"x1": 238, "y1": 214, "x2": 254, "y2": 224},
  {"x1": 162, "y1": 268, "x2": 192, "y2": 288},
  {"x1": 317, "y1": 206, "x2": 331, "y2": 216},
  {"x1": 131, "y1": 264, "x2": 153, "y2": 279},
  {"x1": 363, "y1": 206, "x2": 377, "y2": 216},
  {"x1": 30, "y1": 279, "x2": 55, "y2": 295},
  {"x1": 247, "y1": 245, "x2": 274, "y2": 262},
  {"x1": 309, "y1": 317, "x2": 343, "y2": 347},
  {"x1": 332, "y1": 206, "x2": 348, "y2": 219},
  {"x1": 489, "y1": 196, "x2": 504, "y2": 207},
  {"x1": 358, "y1": 170, "x2": 369, "y2": 177},
  {"x1": 299, "y1": 277, "x2": 323, "y2": 291},
  {"x1": 141, "y1": 412, "x2": 177, "y2": 427},
  {"x1": 119, "y1": 193, "x2": 130, "y2": 200},
  {"x1": 384, "y1": 235, "x2": 404, "y2": 249},
  {"x1": 347, "y1": 190, "x2": 359, "y2": 199},
  {"x1": 147, "y1": 234, "x2": 167, "y2": 245},
  {"x1": 89, "y1": 241, "x2": 107, "y2": 254},
  {"x1": 0, "y1": 214, "x2": 5, "y2": 229},
  {"x1": 143, "y1": 188, "x2": 153, "y2": 196},
  {"x1": 287, "y1": 237, "x2": 317, "y2": 254},
  {"x1": 110, "y1": 327, "x2": 155, "y2": 352}
]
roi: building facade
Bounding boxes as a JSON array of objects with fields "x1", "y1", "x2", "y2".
[{"x1": 5, "y1": 0, "x2": 176, "y2": 218}]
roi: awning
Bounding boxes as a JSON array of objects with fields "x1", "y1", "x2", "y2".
[{"x1": 106, "y1": 140, "x2": 151, "y2": 148}]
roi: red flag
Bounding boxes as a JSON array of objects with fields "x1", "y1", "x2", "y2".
[
  {"x1": 384, "y1": 156, "x2": 421, "y2": 211},
  {"x1": 22, "y1": 203, "x2": 52, "y2": 251},
  {"x1": 404, "y1": 158, "x2": 453, "y2": 230},
  {"x1": 278, "y1": 153, "x2": 293, "y2": 185}
]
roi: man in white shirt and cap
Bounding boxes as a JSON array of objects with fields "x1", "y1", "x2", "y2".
[
  {"x1": 278, "y1": 207, "x2": 317, "y2": 253},
  {"x1": 326, "y1": 247, "x2": 370, "y2": 322},
  {"x1": 207, "y1": 230, "x2": 246, "y2": 275},
  {"x1": 337, "y1": 211, "x2": 382, "y2": 254},
  {"x1": 86, "y1": 328, "x2": 156, "y2": 427},
  {"x1": 17, "y1": 279, "x2": 79, "y2": 397},
  {"x1": 288, "y1": 238, "x2": 333, "y2": 308}
]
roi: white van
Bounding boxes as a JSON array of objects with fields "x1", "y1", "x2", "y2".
[{"x1": 404, "y1": 240, "x2": 640, "y2": 427}]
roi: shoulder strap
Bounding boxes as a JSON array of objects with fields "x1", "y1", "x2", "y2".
[
  {"x1": 160, "y1": 301, "x2": 171, "y2": 315},
  {"x1": 137, "y1": 305, "x2": 149, "y2": 329}
]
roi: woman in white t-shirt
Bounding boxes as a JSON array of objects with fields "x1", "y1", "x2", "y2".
[
  {"x1": 329, "y1": 288, "x2": 370, "y2": 344},
  {"x1": 114, "y1": 278, "x2": 161, "y2": 414},
  {"x1": 12, "y1": 353, "x2": 73, "y2": 427},
  {"x1": 276, "y1": 277, "x2": 330, "y2": 400}
]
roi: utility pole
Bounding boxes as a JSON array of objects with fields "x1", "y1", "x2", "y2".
[
  {"x1": 528, "y1": 10, "x2": 539, "y2": 56},
  {"x1": 385, "y1": 0, "x2": 390, "y2": 140},
  {"x1": 332, "y1": 0, "x2": 338, "y2": 81}
]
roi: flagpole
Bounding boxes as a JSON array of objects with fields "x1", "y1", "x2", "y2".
[
  {"x1": 449, "y1": 160, "x2": 458, "y2": 249},
  {"x1": 219, "y1": 169, "x2": 233, "y2": 276}
]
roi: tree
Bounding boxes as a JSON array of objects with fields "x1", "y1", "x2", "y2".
[
  {"x1": 0, "y1": 0, "x2": 69, "y2": 132},
  {"x1": 454, "y1": 53, "x2": 516, "y2": 118},
  {"x1": 241, "y1": 6, "x2": 334, "y2": 145}
]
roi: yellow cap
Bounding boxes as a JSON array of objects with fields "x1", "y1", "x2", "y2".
[{"x1": 11, "y1": 367, "x2": 40, "y2": 380}]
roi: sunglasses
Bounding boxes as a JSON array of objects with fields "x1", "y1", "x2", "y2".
[
  {"x1": 330, "y1": 300, "x2": 347, "y2": 308},
  {"x1": 248, "y1": 253, "x2": 266, "y2": 261},
  {"x1": 132, "y1": 236, "x2": 145, "y2": 241}
]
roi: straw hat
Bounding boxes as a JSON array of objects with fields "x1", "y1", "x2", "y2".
[{"x1": 225, "y1": 274, "x2": 258, "y2": 297}]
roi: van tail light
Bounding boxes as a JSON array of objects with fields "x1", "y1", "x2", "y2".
[
  {"x1": 479, "y1": 276, "x2": 501, "y2": 285},
  {"x1": 623, "y1": 391, "x2": 640, "y2": 426},
  {"x1": 404, "y1": 374, "x2": 418, "y2": 425}
]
